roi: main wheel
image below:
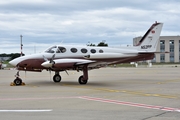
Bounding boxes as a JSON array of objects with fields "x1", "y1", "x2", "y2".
[
  {"x1": 53, "y1": 74, "x2": 61, "y2": 82},
  {"x1": 14, "y1": 77, "x2": 22, "y2": 86},
  {"x1": 78, "y1": 75, "x2": 88, "y2": 84}
]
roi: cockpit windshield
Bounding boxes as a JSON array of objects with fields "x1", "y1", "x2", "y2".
[
  {"x1": 45, "y1": 46, "x2": 57, "y2": 53},
  {"x1": 45, "y1": 46, "x2": 67, "y2": 53}
]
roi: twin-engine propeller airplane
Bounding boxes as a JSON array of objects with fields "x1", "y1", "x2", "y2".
[{"x1": 9, "y1": 22, "x2": 163, "y2": 85}]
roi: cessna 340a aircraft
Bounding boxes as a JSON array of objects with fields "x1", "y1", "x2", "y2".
[{"x1": 9, "y1": 22, "x2": 163, "y2": 85}]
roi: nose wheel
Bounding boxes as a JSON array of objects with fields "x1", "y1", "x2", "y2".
[
  {"x1": 14, "y1": 77, "x2": 22, "y2": 85},
  {"x1": 10, "y1": 71, "x2": 25, "y2": 86}
]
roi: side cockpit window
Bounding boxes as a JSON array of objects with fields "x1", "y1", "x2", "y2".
[
  {"x1": 57, "y1": 46, "x2": 66, "y2": 53},
  {"x1": 45, "y1": 46, "x2": 57, "y2": 53}
]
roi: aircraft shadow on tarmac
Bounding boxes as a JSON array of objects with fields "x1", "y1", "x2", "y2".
[{"x1": 26, "y1": 80, "x2": 113, "y2": 87}]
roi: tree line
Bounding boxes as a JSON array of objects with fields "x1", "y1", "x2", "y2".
[
  {"x1": 87, "y1": 41, "x2": 108, "y2": 47},
  {"x1": 0, "y1": 53, "x2": 24, "y2": 61}
]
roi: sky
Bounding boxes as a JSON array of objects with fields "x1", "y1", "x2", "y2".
[{"x1": 0, "y1": 0, "x2": 180, "y2": 54}]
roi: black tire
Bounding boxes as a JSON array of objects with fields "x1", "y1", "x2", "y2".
[
  {"x1": 53, "y1": 74, "x2": 61, "y2": 82},
  {"x1": 14, "y1": 78, "x2": 22, "y2": 86},
  {"x1": 78, "y1": 75, "x2": 88, "y2": 84}
]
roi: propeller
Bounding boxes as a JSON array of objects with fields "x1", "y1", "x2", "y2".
[
  {"x1": 42, "y1": 54, "x2": 56, "y2": 68},
  {"x1": 42, "y1": 55, "x2": 56, "y2": 81}
]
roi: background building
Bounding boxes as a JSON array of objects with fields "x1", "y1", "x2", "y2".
[{"x1": 133, "y1": 36, "x2": 180, "y2": 63}]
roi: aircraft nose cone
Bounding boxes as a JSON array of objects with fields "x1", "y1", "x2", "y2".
[{"x1": 9, "y1": 59, "x2": 19, "y2": 66}]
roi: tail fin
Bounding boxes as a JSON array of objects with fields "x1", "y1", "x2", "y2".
[{"x1": 136, "y1": 22, "x2": 163, "y2": 52}]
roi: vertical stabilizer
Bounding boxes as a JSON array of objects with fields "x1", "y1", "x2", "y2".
[{"x1": 137, "y1": 22, "x2": 163, "y2": 52}]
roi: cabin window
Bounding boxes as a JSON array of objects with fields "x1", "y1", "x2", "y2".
[
  {"x1": 91, "y1": 49, "x2": 96, "y2": 53},
  {"x1": 71, "y1": 48, "x2": 78, "y2": 53},
  {"x1": 57, "y1": 46, "x2": 66, "y2": 53},
  {"x1": 81, "y1": 48, "x2": 88, "y2": 53},
  {"x1": 99, "y1": 49, "x2": 104, "y2": 53}
]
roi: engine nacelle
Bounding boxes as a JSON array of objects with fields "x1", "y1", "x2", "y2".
[{"x1": 41, "y1": 59, "x2": 94, "y2": 68}]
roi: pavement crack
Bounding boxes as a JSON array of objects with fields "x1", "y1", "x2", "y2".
[{"x1": 141, "y1": 111, "x2": 170, "y2": 120}]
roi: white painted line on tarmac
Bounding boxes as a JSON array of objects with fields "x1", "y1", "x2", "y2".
[
  {"x1": 0, "y1": 109, "x2": 52, "y2": 112},
  {"x1": 0, "y1": 96, "x2": 80, "y2": 101},
  {"x1": 79, "y1": 96, "x2": 180, "y2": 113},
  {"x1": 1, "y1": 96, "x2": 179, "y2": 113}
]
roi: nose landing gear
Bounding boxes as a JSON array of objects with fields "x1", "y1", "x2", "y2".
[{"x1": 10, "y1": 71, "x2": 25, "y2": 86}]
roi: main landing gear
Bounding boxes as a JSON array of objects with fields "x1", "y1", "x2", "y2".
[
  {"x1": 10, "y1": 71, "x2": 25, "y2": 86},
  {"x1": 53, "y1": 71, "x2": 61, "y2": 82},
  {"x1": 78, "y1": 65, "x2": 88, "y2": 84},
  {"x1": 53, "y1": 65, "x2": 89, "y2": 85},
  {"x1": 78, "y1": 75, "x2": 88, "y2": 84}
]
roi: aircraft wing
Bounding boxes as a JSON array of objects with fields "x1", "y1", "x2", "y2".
[{"x1": 41, "y1": 52, "x2": 139, "y2": 70}]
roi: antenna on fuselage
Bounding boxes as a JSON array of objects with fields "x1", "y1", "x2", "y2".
[{"x1": 60, "y1": 40, "x2": 64, "y2": 43}]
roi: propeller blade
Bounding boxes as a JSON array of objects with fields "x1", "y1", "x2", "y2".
[
  {"x1": 25, "y1": 70, "x2": 26, "y2": 80},
  {"x1": 24, "y1": 67, "x2": 26, "y2": 79},
  {"x1": 65, "y1": 70, "x2": 69, "y2": 75},
  {"x1": 43, "y1": 55, "x2": 48, "y2": 62},
  {"x1": 49, "y1": 70, "x2": 51, "y2": 80},
  {"x1": 50, "y1": 54, "x2": 55, "y2": 63}
]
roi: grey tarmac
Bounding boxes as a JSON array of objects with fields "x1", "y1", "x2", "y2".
[{"x1": 0, "y1": 67, "x2": 180, "y2": 120}]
